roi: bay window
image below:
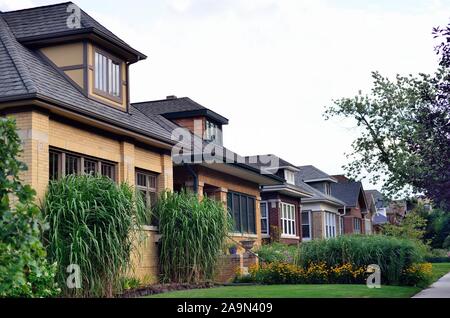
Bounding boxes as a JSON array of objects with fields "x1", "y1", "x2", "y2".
[
  {"x1": 325, "y1": 212, "x2": 337, "y2": 238},
  {"x1": 301, "y1": 210, "x2": 311, "y2": 240},
  {"x1": 260, "y1": 202, "x2": 269, "y2": 236}
]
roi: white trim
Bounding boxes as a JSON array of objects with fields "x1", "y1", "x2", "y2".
[
  {"x1": 301, "y1": 210, "x2": 312, "y2": 240},
  {"x1": 260, "y1": 201, "x2": 269, "y2": 236},
  {"x1": 304, "y1": 177, "x2": 338, "y2": 183},
  {"x1": 281, "y1": 234, "x2": 300, "y2": 239},
  {"x1": 280, "y1": 202, "x2": 296, "y2": 237}
]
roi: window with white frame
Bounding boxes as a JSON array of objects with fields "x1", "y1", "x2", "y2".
[
  {"x1": 324, "y1": 212, "x2": 337, "y2": 238},
  {"x1": 260, "y1": 202, "x2": 269, "y2": 236},
  {"x1": 284, "y1": 170, "x2": 295, "y2": 185},
  {"x1": 94, "y1": 50, "x2": 121, "y2": 98},
  {"x1": 301, "y1": 210, "x2": 311, "y2": 240},
  {"x1": 339, "y1": 216, "x2": 344, "y2": 235},
  {"x1": 281, "y1": 203, "x2": 296, "y2": 236},
  {"x1": 353, "y1": 218, "x2": 362, "y2": 234}
]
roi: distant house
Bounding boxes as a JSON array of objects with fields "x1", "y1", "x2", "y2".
[
  {"x1": 330, "y1": 175, "x2": 370, "y2": 235},
  {"x1": 246, "y1": 155, "x2": 313, "y2": 244},
  {"x1": 365, "y1": 189, "x2": 406, "y2": 226},
  {"x1": 295, "y1": 166, "x2": 347, "y2": 240}
]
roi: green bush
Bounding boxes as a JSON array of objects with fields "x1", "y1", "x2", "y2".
[
  {"x1": 156, "y1": 190, "x2": 232, "y2": 284},
  {"x1": 256, "y1": 243, "x2": 298, "y2": 264},
  {"x1": 296, "y1": 235, "x2": 426, "y2": 285},
  {"x1": 43, "y1": 175, "x2": 147, "y2": 297},
  {"x1": 0, "y1": 117, "x2": 59, "y2": 297},
  {"x1": 400, "y1": 263, "x2": 433, "y2": 287}
]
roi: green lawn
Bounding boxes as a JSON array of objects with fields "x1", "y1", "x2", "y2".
[
  {"x1": 146, "y1": 263, "x2": 450, "y2": 298},
  {"x1": 147, "y1": 284, "x2": 420, "y2": 298},
  {"x1": 430, "y1": 262, "x2": 450, "y2": 283}
]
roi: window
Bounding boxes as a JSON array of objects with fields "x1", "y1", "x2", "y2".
[
  {"x1": 205, "y1": 120, "x2": 221, "y2": 143},
  {"x1": 339, "y1": 216, "x2": 344, "y2": 235},
  {"x1": 281, "y1": 203, "x2": 296, "y2": 237},
  {"x1": 301, "y1": 210, "x2": 311, "y2": 240},
  {"x1": 325, "y1": 183, "x2": 331, "y2": 195},
  {"x1": 49, "y1": 149, "x2": 116, "y2": 181},
  {"x1": 49, "y1": 151, "x2": 60, "y2": 180},
  {"x1": 136, "y1": 171, "x2": 158, "y2": 209},
  {"x1": 325, "y1": 212, "x2": 337, "y2": 238},
  {"x1": 284, "y1": 170, "x2": 295, "y2": 185},
  {"x1": 260, "y1": 202, "x2": 269, "y2": 236},
  {"x1": 353, "y1": 218, "x2": 362, "y2": 234},
  {"x1": 227, "y1": 192, "x2": 256, "y2": 234},
  {"x1": 94, "y1": 50, "x2": 121, "y2": 98}
]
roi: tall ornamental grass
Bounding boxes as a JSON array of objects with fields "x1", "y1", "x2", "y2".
[
  {"x1": 156, "y1": 191, "x2": 232, "y2": 283},
  {"x1": 42, "y1": 175, "x2": 147, "y2": 297},
  {"x1": 296, "y1": 235, "x2": 426, "y2": 285}
]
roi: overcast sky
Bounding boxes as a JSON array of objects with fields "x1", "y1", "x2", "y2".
[{"x1": 1, "y1": 0, "x2": 449, "y2": 191}]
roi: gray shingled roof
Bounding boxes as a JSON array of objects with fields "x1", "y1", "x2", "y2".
[
  {"x1": 0, "y1": 13, "x2": 173, "y2": 145},
  {"x1": 297, "y1": 165, "x2": 337, "y2": 182},
  {"x1": 331, "y1": 181, "x2": 363, "y2": 207},
  {"x1": 1, "y1": 2, "x2": 145, "y2": 60},
  {"x1": 294, "y1": 172, "x2": 346, "y2": 206},
  {"x1": 245, "y1": 154, "x2": 298, "y2": 172},
  {"x1": 133, "y1": 97, "x2": 229, "y2": 125}
]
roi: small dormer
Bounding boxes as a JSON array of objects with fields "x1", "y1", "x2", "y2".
[
  {"x1": 133, "y1": 96, "x2": 229, "y2": 146},
  {"x1": 3, "y1": 2, "x2": 146, "y2": 111}
]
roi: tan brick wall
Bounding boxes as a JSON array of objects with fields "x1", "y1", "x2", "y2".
[
  {"x1": 9, "y1": 110, "x2": 173, "y2": 282},
  {"x1": 129, "y1": 228, "x2": 160, "y2": 283}
]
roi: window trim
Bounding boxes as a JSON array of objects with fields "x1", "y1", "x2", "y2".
[
  {"x1": 49, "y1": 148, "x2": 117, "y2": 181},
  {"x1": 353, "y1": 217, "x2": 362, "y2": 234},
  {"x1": 301, "y1": 210, "x2": 312, "y2": 241},
  {"x1": 280, "y1": 202, "x2": 297, "y2": 238},
  {"x1": 324, "y1": 211, "x2": 337, "y2": 238},
  {"x1": 260, "y1": 201, "x2": 270, "y2": 238},
  {"x1": 204, "y1": 119, "x2": 222, "y2": 143},
  {"x1": 135, "y1": 169, "x2": 158, "y2": 208},
  {"x1": 93, "y1": 48, "x2": 123, "y2": 103}
]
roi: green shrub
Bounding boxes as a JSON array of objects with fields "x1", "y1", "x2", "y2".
[
  {"x1": 156, "y1": 190, "x2": 232, "y2": 284},
  {"x1": 0, "y1": 117, "x2": 59, "y2": 297},
  {"x1": 43, "y1": 175, "x2": 147, "y2": 297},
  {"x1": 256, "y1": 243, "x2": 298, "y2": 264},
  {"x1": 400, "y1": 263, "x2": 433, "y2": 287},
  {"x1": 296, "y1": 235, "x2": 426, "y2": 285}
]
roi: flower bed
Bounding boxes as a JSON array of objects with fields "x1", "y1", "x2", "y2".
[{"x1": 234, "y1": 262, "x2": 432, "y2": 286}]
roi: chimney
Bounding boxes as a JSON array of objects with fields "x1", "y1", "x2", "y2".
[{"x1": 166, "y1": 95, "x2": 177, "y2": 100}]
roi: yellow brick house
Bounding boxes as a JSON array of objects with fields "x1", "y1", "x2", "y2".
[{"x1": 0, "y1": 3, "x2": 176, "y2": 280}]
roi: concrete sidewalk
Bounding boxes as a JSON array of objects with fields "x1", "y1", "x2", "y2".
[{"x1": 413, "y1": 272, "x2": 450, "y2": 298}]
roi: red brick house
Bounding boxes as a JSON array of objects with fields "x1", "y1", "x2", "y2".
[
  {"x1": 331, "y1": 175, "x2": 370, "y2": 234},
  {"x1": 246, "y1": 156, "x2": 313, "y2": 244}
]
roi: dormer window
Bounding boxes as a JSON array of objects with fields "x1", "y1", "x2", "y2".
[
  {"x1": 94, "y1": 50, "x2": 121, "y2": 99},
  {"x1": 205, "y1": 119, "x2": 221, "y2": 143},
  {"x1": 284, "y1": 170, "x2": 295, "y2": 185}
]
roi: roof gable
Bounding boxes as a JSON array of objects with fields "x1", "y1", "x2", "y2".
[
  {"x1": 1, "y1": 2, "x2": 146, "y2": 63},
  {"x1": 297, "y1": 165, "x2": 337, "y2": 182}
]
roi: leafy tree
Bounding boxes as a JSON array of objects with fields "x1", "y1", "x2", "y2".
[
  {"x1": 0, "y1": 117, "x2": 59, "y2": 297},
  {"x1": 382, "y1": 211, "x2": 427, "y2": 242},
  {"x1": 325, "y1": 24, "x2": 450, "y2": 209}
]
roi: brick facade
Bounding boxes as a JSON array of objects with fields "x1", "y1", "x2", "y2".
[{"x1": 9, "y1": 109, "x2": 173, "y2": 281}]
